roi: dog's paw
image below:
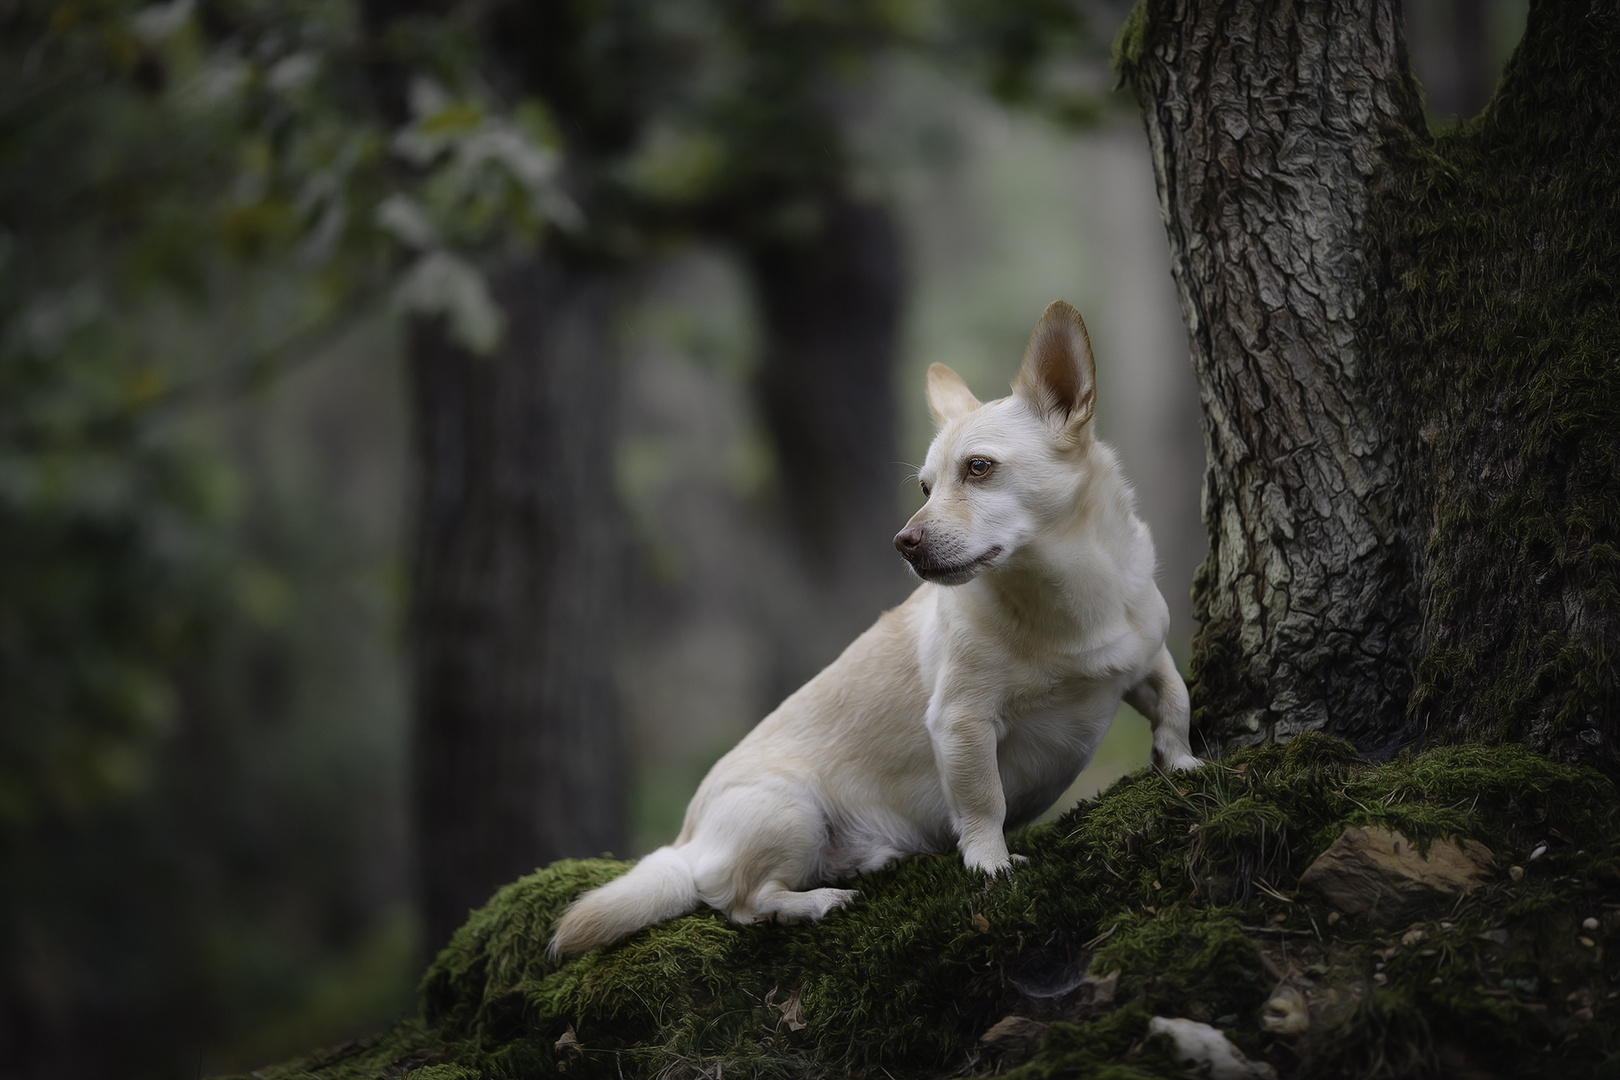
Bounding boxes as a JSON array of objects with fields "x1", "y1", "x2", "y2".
[
  {"x1": 968, "y1": 855, "x2": 1022, "y2": 883},
  {"x1": 1153, "y1": 748, "x2": 1206, "y2": 773},
  {"x1": 961, "y1": 838, "x2": 1014, "y2": 879},
  {"x1": 977, "y1": 853, "x2": 1030, "y2": 883},
  {"x1": 761, "y1": 886, "x2": 860, "y2": 924},
  {"x1": 815, "y1": 887, "x2": 859, "y2": 918}
]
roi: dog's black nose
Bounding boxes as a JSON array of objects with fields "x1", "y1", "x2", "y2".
[{"x1": 894, "y1": 525, "x2": 925, "y2": 560}]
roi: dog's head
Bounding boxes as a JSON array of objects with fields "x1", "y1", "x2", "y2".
[{"x1": 895, "y1": 300, "x2": 1098, "y2": 585}]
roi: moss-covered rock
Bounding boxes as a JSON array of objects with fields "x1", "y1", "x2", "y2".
[{"x1": 231, "y1": 736, "x2": 1620, "y2": 1079}]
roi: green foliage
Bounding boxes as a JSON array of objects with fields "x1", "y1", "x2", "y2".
[
  {"x1": 494, "y1": 0, "x2": 1115, "y2": 254},
  {"x1": 1004, "y1": 1006, "x2": 1187, "y2": 1080},
  {"x1": 0, "y1": 0, "x2": 574, "y2": 857},
  {"x1": 1109, "y1": 0, "x2": 1148, "y2": 78},
  {"x1": 0, "y1": 0, "x2": 243, "y2": 829},
  {"x1": 0, "y1": 0, "x2": 570, "y2": 829},
  {"x1": 1371, "y1": 0, "x2": 1620, "y2": 762},
  {"x1": 235, "y1": 737, "x2": 1620, "y2": 1079},
  {"x1": 0, "y1": 1, "x2": 477, "y2": 1073},
  {"x1": 934, "y1": 0, "x2": 1109, "y2": 125}
]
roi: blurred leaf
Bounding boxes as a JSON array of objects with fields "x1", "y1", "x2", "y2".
[
  {"x1": 393, "y1": 250, "x2": 504, "y2": 353},
  {"x1": 375, "y1": 193, "x2": 439, "y2": 250}
]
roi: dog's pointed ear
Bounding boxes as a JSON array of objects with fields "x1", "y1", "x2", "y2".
[
  {"x1": 1013, "y1": 301, "x2": 1096, "y2": 432},
  {"x1": 926, "y1": 363, "x2": 981, "y2": 427}
]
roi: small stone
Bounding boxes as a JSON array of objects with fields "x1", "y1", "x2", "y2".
[
  {"x1": 1299, "y1": 827, "x2": 1494, "y2": 923},
  {"x1": 1402, "y1": 928, "x2": 1426, "y2": 946},
  {"x1": 1327, "y1": 911, "x2": 1341, "y2": 925},
  {"x1": 1373, "y1": 972, "x2": 1388, "y2": 986},
  {"x1": 980, "y1": 1015, "x2": 1049, "y2": 1049},
  {"x1": 1530, "y1": 843, "x2": 1548, "y2": 861},
  {"x1": 1077, "y1": 969, "x2": 1121, "y2": 1012},
  {"x1": 1431, "y1": 977, "x2": 1444, "y2": 985},
  {"x1": 1477, "y1": 928, "x2": 1509, "y2": 945},
  {"x1": 555, "y1": 1025, "x2": 584, "y2": 1065},
  {"x1": 1574, "y1": 1007, "x2": 1595, "y2": 1023},
  {"x1": 777, "y1": 989, "x2": 807, "y2": 1032},
  {"x1": 1580, "y1": 936, "x2": 1596, "y2": 947},
  {"x1": 1260, "y1": 986, "x2": 1309, "y2": 1036},
  {"x1": 1583, "y1": 917, "x2": 1600, "y2": 931},
  {"x1": 1147, "y1": 1016, "x2": 1277, "y2": 1080},
  {"x1": 1509, "y1": 866, "x2": 1525, "y2": 882}
]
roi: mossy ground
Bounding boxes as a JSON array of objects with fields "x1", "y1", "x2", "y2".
[{"x1": 233, "y1": 735, "x2": 1620, "y2": 1080}]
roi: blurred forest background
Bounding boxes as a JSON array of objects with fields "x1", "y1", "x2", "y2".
[{"x1": 0, "y1": 0, "x2": 1526, "y2": 1076}]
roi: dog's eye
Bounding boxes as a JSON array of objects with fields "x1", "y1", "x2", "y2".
[
  {"x1": 919, "y1": 480, "x2": 932, "y2": 497},
  {"x1": 966, "y1": 458, "x2": 993, "y2": 478}
]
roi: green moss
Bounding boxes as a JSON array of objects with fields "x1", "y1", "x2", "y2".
[
  {"x1": 1109, "y1": 0, "x2": 1148, "y2": 78},
  {"x1": 1370, "y1": 0, "x2": 1620, "y2": 767},
  {"x1": 228, "y1": 738, "x2": 1620, "y2": 1079},
  {"x1": 1186, "y1": 617, "x2": 1271, "y2": 749},
  {"x1": 1005, "y1": 1007, "x2": 1185, "y2": 1080}
]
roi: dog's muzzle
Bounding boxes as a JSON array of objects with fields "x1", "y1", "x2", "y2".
[
  {"x1": 894, "y1": 526, "x2": 1001, "y2": 584},
  {"x1": 893, "y1": 524, "x2": 927, "y2": 562}
]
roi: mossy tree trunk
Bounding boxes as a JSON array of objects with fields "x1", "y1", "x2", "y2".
[{"x1": 1121, "y1": 0, "x2": 1619, "y2": 769}]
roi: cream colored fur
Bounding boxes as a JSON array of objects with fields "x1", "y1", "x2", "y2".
[{"x1": 548, "y1": 301, "x2": 1200, "y2": 959}]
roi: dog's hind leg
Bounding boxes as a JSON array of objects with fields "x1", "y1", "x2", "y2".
[
  {"x1": 746, "y1": 880, "x2": 858, "y2": 924},
  {"x1": 1126, "y1": 646, "x2": 1203, "y2": 772},
  {"x1": 684, "y1": 779, "x2": 856, "y2": 927}
]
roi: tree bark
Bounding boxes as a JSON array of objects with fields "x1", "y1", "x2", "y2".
[
  {"x1": 1375, "y1": 1, "x2": 1620, "y2": 771},
  {"x1": 745, "y1": 192, "x2": 912, "y2": 690},
  {"x1": 1124, "y1": 0, "x2": 1428, "y2": 756},
  {"x1": 409, "y1": 259, "x2": 627, "y2": 951},
  {"x1": 1123, "y1": 0, "x2": 1620, "y2": 768}
]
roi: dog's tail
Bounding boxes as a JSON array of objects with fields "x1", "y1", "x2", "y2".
[{"x1": 548, "y1": 846, "x2": 699, "y2": 959}]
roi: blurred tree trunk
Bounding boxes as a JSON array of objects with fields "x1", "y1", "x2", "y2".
[
  {"x1": 1120, "y1": 0, "x2": 1619, "y2": 769},
  {"x1": 363, "y1": 0, "x2": 633, "y2": 953},
  {"x1": 1409, "y1": 0, "x2": 1497, "y2": 118},
  {"x1": 409, "y1": 260, "x2": 627, "y2": 951},
  {"x1": 745, "y1": 192, "x2": 910, "y2": 692}
]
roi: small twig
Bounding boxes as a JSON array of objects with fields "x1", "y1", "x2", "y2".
[
  {"x1": 1083, "y1": 924, "x2": 1118, "y2": 949},
  {"x1": 1253, "y1": 878, "x2": 1296, "y2": 904}
]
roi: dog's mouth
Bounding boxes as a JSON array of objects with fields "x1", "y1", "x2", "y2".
[{"x1": 910, "y1": 546, "x2": 1004, "y2": 585}]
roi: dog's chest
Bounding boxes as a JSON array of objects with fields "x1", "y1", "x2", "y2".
[
  {"x1": 995, "y1": 662, "x2": 1122, "y2": 767},
  {"x1": 999, "y1": 665, "x2": 1120, "y2": 744}
]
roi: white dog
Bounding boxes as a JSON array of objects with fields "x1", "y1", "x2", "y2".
[{"x1": 549, "y1": 300, "x2": 1200, "y2": 958}]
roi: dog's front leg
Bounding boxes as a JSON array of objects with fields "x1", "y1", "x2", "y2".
[
  {"x1": 927, "y1": 696, "x2": 1012, "y2": 877},
  {"x1": 1127, "y1": 645, "x2": 1203, "y2": 772}
]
